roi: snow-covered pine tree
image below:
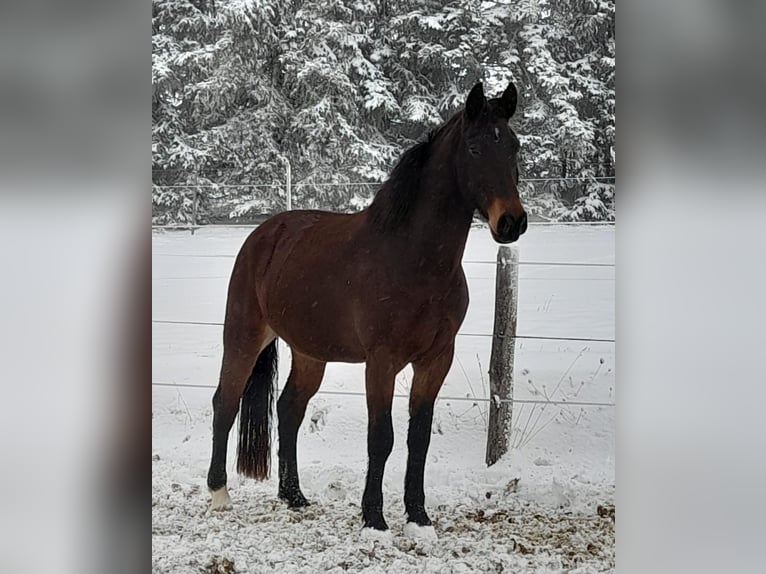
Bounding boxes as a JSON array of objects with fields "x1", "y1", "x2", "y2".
[
  {"x1": 152, "y1": 0, "x2": 290, "y2": 222},
  {"x1": 278, "y1": 0, "x2": 398, "y2": 210},
  {"x1": 151, "y1": 0, "x2": 615, "y2": 223}
]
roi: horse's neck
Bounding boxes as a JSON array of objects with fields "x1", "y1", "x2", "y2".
[{"x1": 402, "y1": 147, "x2": 474, "y2": 273}]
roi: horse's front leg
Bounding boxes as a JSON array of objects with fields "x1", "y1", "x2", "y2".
[
  {"x1": 405, "y1": 345, "x2": 454, "y2": 526},
  {"x1": 361, "y1": 356, "x2": 396, "y2": 530}
]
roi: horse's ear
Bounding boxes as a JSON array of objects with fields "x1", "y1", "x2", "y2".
[
  {"x1": 497, "y1": 81, "x2": 518, "y2": 119},
  {"x1": 465, "y1": 82, "x2": 486, "y2": 121}
]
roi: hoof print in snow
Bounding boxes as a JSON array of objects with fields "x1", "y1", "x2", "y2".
[
  {"x1": 597, "y1": 504, "x2": 615, "y2": 521},
  {"x1": 203, "y1": 557, "x2": 235, "y2": 574},
  {"x1": 309, "y1": 407, "x2": 328, "y2": 433},
  {"x1": 360, "y1": 527, "x2": 393, "y2": 546},
  {"x1": 403, "y1": 522, "x2": 438, "y2": 544},
  {"x1": 516, "y1": 541, "x2": 534, "y2": 555}
]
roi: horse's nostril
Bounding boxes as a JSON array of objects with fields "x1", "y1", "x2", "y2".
[
  {"x1": 519, "y1": 212, "x2": 528, "y2": 234},
  {"x1": 498, "y1": 214, "x2": 514, "y2": 237}
]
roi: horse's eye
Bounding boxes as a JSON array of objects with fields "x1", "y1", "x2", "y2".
[
  {"x1": 494, "y1": 127, "x2": 500, "y2": 143},
  {"x1": 468, "y1": 144, "x2": 480, "y2": 157}
]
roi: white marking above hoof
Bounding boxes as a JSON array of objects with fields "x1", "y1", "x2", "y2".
[
  {"x1": 403, "y1": 522, "x2": 438, "y2": 543},
  {"x1": 360, "y1": 527, "x2": 394, "y2": 545},
  {"x1": 209, "y1": 487, "x2": 232, "y2": 512}
]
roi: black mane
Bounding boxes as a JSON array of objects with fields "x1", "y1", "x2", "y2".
[{"x1": 368, "y1": 114, "x2": 460, "y2": 231}]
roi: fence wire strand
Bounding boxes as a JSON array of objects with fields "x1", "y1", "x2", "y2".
[
  {"x1": 152, "y1": 176, "x2": 615, "y2": 188},
  {"x1": 151, "y1": 381, "x2": 614, "y2": 408},
  {"x1": 151, "y1": 319, "x2": 614, "y2": 344},
  {"x1": 150, "y1": 252, "x2": 615, "y2": 268},
  {"x1": 151, "y1": 222, "x2": 615, "y2": 230},
  {"x1": 152, "y1": 275, "x2": 615, "y2": 282}
]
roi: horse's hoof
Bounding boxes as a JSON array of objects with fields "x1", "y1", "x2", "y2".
[
  {"x1": 362, "y1": 513, "x2": 389, "y2": 532},
  {"x1": 209, "y1": 487, "x2": 232, "y2": 511},
  {"x1": 405, "y1": 506, "x2": 432, "y2": 527},
  {"x1": 280, "y1": 490, "x2": 310, "y2": 509},
  {"x1": 288, "y1": 496, "x2": 310, "y2": 509}
]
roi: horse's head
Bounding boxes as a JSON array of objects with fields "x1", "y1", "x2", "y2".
[{"x1": 457, "y1": 82, "x2": 527, "y2": 244}]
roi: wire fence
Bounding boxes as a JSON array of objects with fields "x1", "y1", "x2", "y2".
[
  {"x1": 151, "y1": 178, "x2": 616, "y2": 189},
  {"x1": 151, "y1": 381, "x2": 614, "y2": 408},
  {"x1": 151, "y1": 252, "x2": 615, "y2": 268},
  {"x1": 153, "y1": 223, "x2": 614, "y2": 428},
  {"x1": 151, "y1": 318, "x2": 614, "y2": 344},
  {"x1": 153, "y1": 274, "x2": 615, "y2": 282},
  {"x1": 151, "y1": 221, "x2": 616, "y2": 230},
  {"x1": 151, "y1": 174, "x2": 615, "y2": 226}
]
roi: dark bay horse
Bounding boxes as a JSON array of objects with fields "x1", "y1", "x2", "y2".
[{"x1": 207, "y1": 82, "x2": 527, "y2": 531}]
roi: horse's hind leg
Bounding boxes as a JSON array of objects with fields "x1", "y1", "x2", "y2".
[
  {"x1": 277, "y1": 351, "x2": 326, "y2": 508},
  {"x1": 207, "y1": 328, "x2": 275, "y2": 511}
]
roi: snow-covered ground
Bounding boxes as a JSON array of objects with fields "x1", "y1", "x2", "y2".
[{"x1": 152, "y1": 223, "x2": 615, "y2": 573}]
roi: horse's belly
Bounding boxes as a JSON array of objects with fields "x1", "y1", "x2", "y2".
[
  {"x1": 263, "y1": 287, "x2": 366, "y2": 363},
  {"x1": 272, "y1": 326, "x2": 367, "y2": 363},
  {"x1": 281, "y1": 332, "x2": 367, "y2": 364}
]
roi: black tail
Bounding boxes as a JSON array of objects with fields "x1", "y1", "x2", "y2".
[{"x1": 237, "y1": 340, "x2": 278, "y2": 480}]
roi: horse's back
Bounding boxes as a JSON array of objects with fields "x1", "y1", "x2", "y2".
[{"x1": 237, "y1": 208, "x2": 361, "y2": 274}]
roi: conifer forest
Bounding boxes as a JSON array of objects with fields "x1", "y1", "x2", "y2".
[{"x1": 152, "y1": 0, "x2": 615, "y2": 224}]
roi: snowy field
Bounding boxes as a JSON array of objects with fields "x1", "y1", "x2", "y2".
[{"x1": 152, "y1": 223, "x2": 615, "y2": 573}]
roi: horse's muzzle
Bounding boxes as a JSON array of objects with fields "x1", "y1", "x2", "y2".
[{"x1": 491, "y1": 210, "x2": 527, "y2": 244}]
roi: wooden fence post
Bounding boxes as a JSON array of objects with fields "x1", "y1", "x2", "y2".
[
  {"x1": 485, "y1": 244, "x2": 519, "y2": 466},
  {"x1": 191, "y1": 174, "x2": 198, "y2": 236},
  {"x1": 284, "y1": 157, "x2": 292, "y2": 211}
]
